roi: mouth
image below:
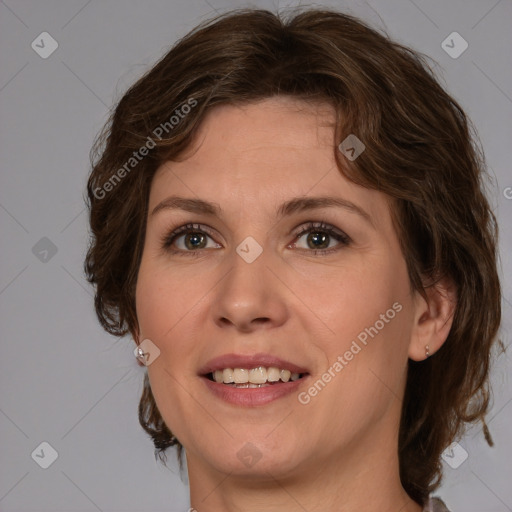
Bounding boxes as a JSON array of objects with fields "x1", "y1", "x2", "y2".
[
  {"x1": 199, "y1": 353, "x2": 310, "y2": 406},
  {"x1": 204, "y1": 366, "x2": 308, "y2": 388}
]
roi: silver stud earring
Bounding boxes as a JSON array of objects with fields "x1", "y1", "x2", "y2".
[{"x1": 135, "y1": 346, "x2": 146, "y2": 364}]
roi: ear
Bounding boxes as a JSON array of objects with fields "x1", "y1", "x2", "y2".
[{"x1": 408, "y1": 277, "x2": 457, "y2": 361}]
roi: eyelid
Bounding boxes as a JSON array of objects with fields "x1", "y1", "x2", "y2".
[
  {"x1": 161, "y1": 220, "x2": 351, "y2": 254},
  {"x1": 292, "y1": 221, "x2": 351, "y2": 243},
  {"x1": 160, "y1": 222, "x2": 218, "y2": 249},
  {"x1": 289, "y1": 221, "x2": 351, "y2": 254}
]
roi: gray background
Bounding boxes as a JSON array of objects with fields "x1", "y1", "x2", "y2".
[{"x1": 0, "y1": 0, "x2": 511, "y2": 511}]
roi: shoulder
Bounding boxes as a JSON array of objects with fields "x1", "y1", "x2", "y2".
[{"x1": 423, "y1": 496, "x2": 452, "y2": 512}]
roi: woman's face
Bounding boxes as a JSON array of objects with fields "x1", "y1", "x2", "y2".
[{"x1": 135, "y1": 96, "x2": 423, "y2": 480}]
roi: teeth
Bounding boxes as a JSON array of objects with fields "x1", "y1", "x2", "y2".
[
  {"x1": 222, "y1": 368, "x2": 234, "y2": 383},
  {"x1": 267, "y1": 367, "x2": 281, "y2": 382},
  {"x1": 210, "y1": 366, "x2": 304, "y2": 384},
  {"x1": 230, "y1": 383, "x2": 267, "y2": 388},
  {"x1": 249, "y1": 367, "x2": 267, "y2": 384},
  {"x1": 280, "y1": 369, "x2": 291, "y2": 382},
  {"x1": 233, "y1": 368, "x2": 249, "y2": 384}
]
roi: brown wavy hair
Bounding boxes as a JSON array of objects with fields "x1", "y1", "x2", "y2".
[{"x1": 84, "y1": 7, "x2": 503, "y2": 504}]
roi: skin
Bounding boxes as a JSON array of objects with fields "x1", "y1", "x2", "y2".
[{"x1": 135, "y1": 96, "x2": 455, "y2": 512}]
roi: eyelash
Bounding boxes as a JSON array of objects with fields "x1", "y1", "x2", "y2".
[{"x1": 160, "y1": 221, "x2": 351, "y2": 257}]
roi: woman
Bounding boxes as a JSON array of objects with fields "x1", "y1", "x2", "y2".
[{"x1": 85, "y1": 8, "x2": 502, "y2": 512}]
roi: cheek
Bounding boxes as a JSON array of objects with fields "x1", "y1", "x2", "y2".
[
  {"x1": 292, "y1": 250, "x2": 414, "y2": 410},
  {"x1": 135, "y1": 261, "x2": 201, "y2": 341},
  {"x1": 135, "y1": 265, "x2": 203, "y2": 438},
  {"x1": 289, "y1": 252, "x2": 407, "y2": 344},
  {"x1": 135, "y1": 274, "x2": 167, "y2": 342},
  {"x1": 135, "y1": 260, "x2": 217, "y2": 382}
]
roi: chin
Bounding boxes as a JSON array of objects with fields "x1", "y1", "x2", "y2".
[{"x1": 190, "y1": 433, "x2": 307, "y2": 478}]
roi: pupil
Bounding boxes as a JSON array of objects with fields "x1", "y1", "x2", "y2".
[
  {"x1": 308, "y1": 232, "x2": 328, "y2": 249},
  {"x1": 186, "y1": 232, "x2": 205, "y2": 250}
]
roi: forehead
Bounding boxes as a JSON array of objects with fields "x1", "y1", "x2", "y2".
[
  {"x1": 153, "y1": 97, "x2": 334, "y2": 187},
  {"x1": 149, "y1": 97, "x2": 389, "y2": 227},
  {"x1": 174, "y1": 97, "x2": 335, "y2": 164}
]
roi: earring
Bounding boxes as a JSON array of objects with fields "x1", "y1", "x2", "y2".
[
  {"x1": 425, "y1": 345, "x2": 430, "y2": 358},
  {"x1": 135, "y1": 346, "x2": 147, "y2": 365}
]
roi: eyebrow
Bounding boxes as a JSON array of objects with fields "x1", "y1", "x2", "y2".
[{"x1": 151, "y1": 195, "x2": 374, "y2": 226}]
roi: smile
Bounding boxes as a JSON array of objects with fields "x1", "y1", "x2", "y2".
[
  {"x1": 199, "y1": 353, "x2": 310, "y2": 405},
  {"x1": 209, "y1": 366, "x2": 304, "y2": 387}
]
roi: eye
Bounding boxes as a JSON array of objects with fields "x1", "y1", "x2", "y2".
[
  {"x1": 161, "y1": 221, "x2": 351, "y2": 256},
  {"x1": 161, "y1": 223, "x2": 220, "y2": 254},
  {"x1": 290, "y1": 221, "x2": 351, "y2": 255}
]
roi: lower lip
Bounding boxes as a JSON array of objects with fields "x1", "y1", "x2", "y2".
[{"x1": 201, "y1": 376, "x2": 307, "y2": 406}]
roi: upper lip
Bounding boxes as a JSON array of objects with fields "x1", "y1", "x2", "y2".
[{"x1": 198, "y1": 353, "x2": 309, "y2": 376}]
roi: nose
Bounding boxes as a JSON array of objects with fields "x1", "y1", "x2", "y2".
[{"x1": 210, "y1": 247, "x2": 289, "y2": 333}]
